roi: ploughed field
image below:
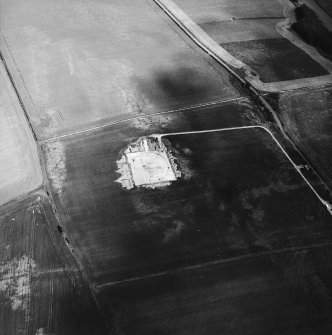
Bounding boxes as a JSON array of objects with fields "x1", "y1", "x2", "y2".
[
  {"x1": 276, "y1": 86, "x2": 332, "y2": 190},
  {"x1": 43, "y1": 124, "x2": 332, "y2": 286},
  {"x1": 0, "y1": 192, "x2": 107, "y2": 335},
  {"x1": 40, "y1": 110, "x2": 332, "y2": 333},
  {"x1": 97, "y1": 246, "x2": 332, "y2": 335}
]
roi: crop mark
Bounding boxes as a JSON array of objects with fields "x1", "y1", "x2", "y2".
[
  {"x1": 97, "y1": 240, "x2": 332, "y2": 289},
  {"x1": 0, "y1": 255, "x2": 36, "y2": 311}
]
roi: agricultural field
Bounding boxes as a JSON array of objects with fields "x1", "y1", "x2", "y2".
[
  {"x1": 42, "y1": 123, "x2": 332, "y2": 286},
  {"x1": 1, "y1": 0, "x2": 332, "y2": 334},
  {"x1": 0, "y1": 61, "x2": 42, "y2": 205},
  {"x1": 0, "y1": 192, "x2": 108, "y2": 335},
  {"x1": 171, "y1": 0, "x2": 332, "y2": 87},
  {"x1": 0, "y1": 0, "x2": 242, "y2": 140}
]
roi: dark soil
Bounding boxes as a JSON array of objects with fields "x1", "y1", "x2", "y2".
[
  {"x1": 292, "y1": 4, "x2": 332, "y2": 61},
  {"x1": 220, "y1": 38, "x2": 328, "y2": 82}
]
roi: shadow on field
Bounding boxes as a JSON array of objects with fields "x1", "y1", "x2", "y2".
[
  {"x1": 134, "y1": 64, "x2": 223, "y2": 110},
  {"x1": 155, "y1": 67, "x2": 212, "y2": 100}
]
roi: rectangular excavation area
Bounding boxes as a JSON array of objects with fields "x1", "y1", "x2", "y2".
[{"x1": 116, "y1": 137, "x2": 180, "y2": 189}]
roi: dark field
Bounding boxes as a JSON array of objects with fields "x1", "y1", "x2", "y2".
[
  {"x1": 221, "y1": 38, "x2": 328, "y2": 83},
  {"x1": 315, "y1": 0, "x2": 332, "y2": 17},
  {"x1": 97, "y1": 247, "x2": 332, "y2": 335},
  {"x1": 292, "y1": 4, "x2": 332, "y2": 62},
  {"x1": 277, "y1": 87, "x2": 332, "y2": 189},
  {"x1": 0, "y1": 193, "x2": 107, "y2": 335},
  {"x1": 173, "y1": 0, "x2": 330, "y2": 84},
  {"x1": 42, "y1": 122, "x2": 332, "y2": 287}
]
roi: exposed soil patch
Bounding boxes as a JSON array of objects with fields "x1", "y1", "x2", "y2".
[
  {"x1": 0, "y1": 255, "x2": 36, "y2": 311},
  {"x1": 116, "y1": 137, "x2": 181, "y2": 190}
]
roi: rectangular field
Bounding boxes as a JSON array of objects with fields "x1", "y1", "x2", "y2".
[
  {"x1": 97, "y1": 246, "x2": 332, "y2": 334},
  {"x1": 0, "y1": 61, "x2": 42, "y2": 205},
  {"x1": 0, "y1": 0, "x2": 241, "y2": 139},
  {"x1": 0, "y1": 192, "x2": 107, "y2": 335},
  {"x1": 42, "y1": 121, "x2": 332, "y2": 286}
]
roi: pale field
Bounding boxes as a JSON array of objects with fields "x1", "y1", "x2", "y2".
[
  {"x1": 0, "y1": 0, "x2": 240, "y2": 139},
  {"x1": 0, "y1": 62, "x2": 42, "y2": 205}
]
